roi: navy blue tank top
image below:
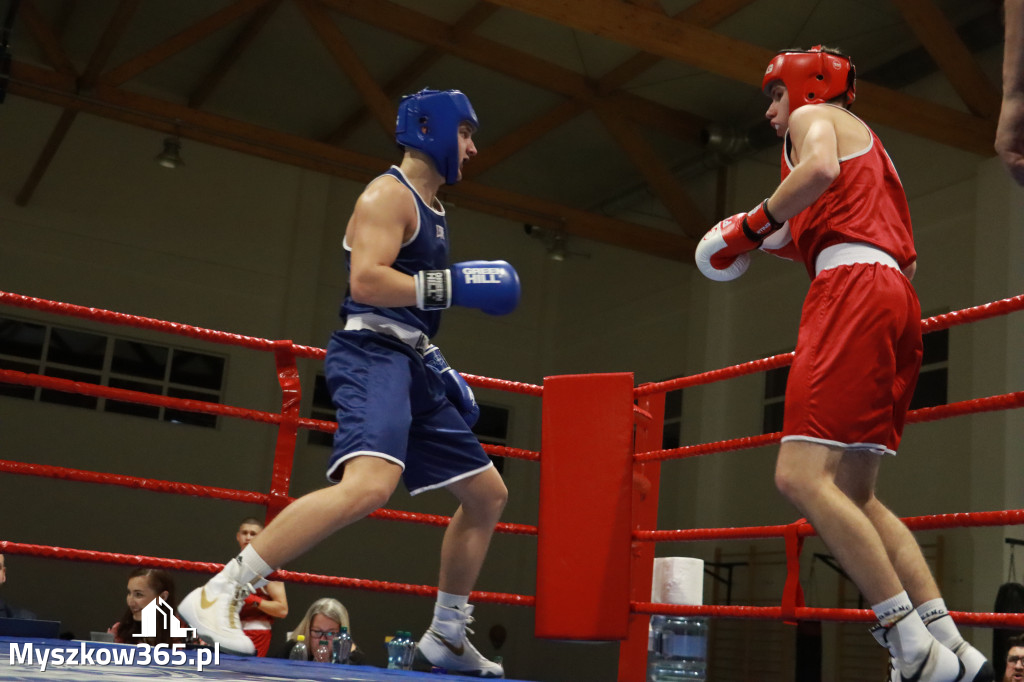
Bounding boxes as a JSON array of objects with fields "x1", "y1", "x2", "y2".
[{"x1": 340, "y1": 166, "x2": 449, "y2": 337}]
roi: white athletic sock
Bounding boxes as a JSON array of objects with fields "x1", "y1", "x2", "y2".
[
  {"x1": 436, "y1": 591, "x2": 469, "y2": 611},
  {"x1": 214, "y1": 545, "x2": 273, "y2": 588},
  {"x1": 917, "y1": 598, "x2": 965, "y2": 648},
  {"x1": 430, "y1": 593, "x2": 471, "y2": 641},
  {"x1": 873, "y1": 591, "x2": 914, "y2": 628}
]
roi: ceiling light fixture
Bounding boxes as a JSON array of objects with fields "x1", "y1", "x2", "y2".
[
  {"x1": 155, "y1": 136, "x2": 184, "y2": 169},
  {"x1": 548, "y1": 233, "x2": 567, "y2": 262}
]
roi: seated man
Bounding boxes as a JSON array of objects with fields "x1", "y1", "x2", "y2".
[
  {"x1": 0, "y1": 554, "x2": 37, "y2": 620},
  {"x1": 1003, "y1": 634, "x2": 1024, "y2": 682},
  {"x1": 234, "y1": 518, "x2": 288, "y2": 656}
]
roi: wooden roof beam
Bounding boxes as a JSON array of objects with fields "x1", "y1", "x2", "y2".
[
  {"x1": 597, "y1": 0, "x2": 756, "y2": 94},
  {"x1": 325, "y1": 2, "x2": 499, "y2": 145},
  {"x1": 102, "y1": 0, "x2": 273, "y2": 87},
  {"x1": 8, "y1": 60, "x2": 695, "y2": 263},
  {"x1": 188, "y1": 0, "x2": 281, "y2": 109},
  {"x1": 79, "y1": 0, "x2": 139, "y2": 88},
  {"x1": 294, "y1": 0, "x2": 394, "y2": 134},
  {"x1": 16, "y1": 0, "x2": 140, "y2": 206},
  {"x1": 463, "y1": 98, "x2": 584, "y2": 178},
  {"x1": 320, "y1": 0, "x2": 707, "y2": 143},
  {"x1": 889, "y1": 0, "x2": 1002, "y2": 119},
  {"x1": 467, "y1": 0, "x2": 755, "y2": 193},
  {"x1": 484, "y1": 0, "x2": 997, "y2": 156},
  {"x1": 595, "y1": 105, "x2": 707, "y2": 239},
  {"x1": 17, "y1": 0, "x2": 76, "y2": 76}
]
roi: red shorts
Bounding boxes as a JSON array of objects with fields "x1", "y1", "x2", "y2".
[
  {"x1": 782, "y1": 263, "x2": 922, "y2": 455},
  {"x1": 244, "y1": 628, "x2": 272, "y2": 657}
]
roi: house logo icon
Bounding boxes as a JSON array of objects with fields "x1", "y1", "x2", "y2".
[{"x1": 134, "y1": 597, "x2": 196, "y2": 639}]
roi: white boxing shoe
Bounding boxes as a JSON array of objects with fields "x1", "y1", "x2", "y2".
[
  {"x1": 871, "y1": 620, "x2": 966, "y2": 682},
  {"x1": 414, "y1": 604, "x2": 504, "y2": 678},
  {"x1": 949, "y1": 639, "x2": 994, "y2": 682},
  {"x1": 177, "y1": 579, "x2": 255, "y2": 656}
]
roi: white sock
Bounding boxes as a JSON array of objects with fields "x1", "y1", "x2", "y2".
[
  {"x1": 873, "y1": 591, "x2": 914, "y2": 628},
  {"x1": 437, "y1": 591, "x2": 469, "y2": 611},
  {"x1": 917, "y1": 598, "x2": 965, "y2": 649},
  {"x1": 430, "y1": 592, "x2": 470, "y2": 641},
  {"x1": 215, "y1": 545, "x2": 273, "y2": 587}
]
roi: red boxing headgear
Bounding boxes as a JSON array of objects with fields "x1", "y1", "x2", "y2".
[{"x1": 762, "y1": 45, "x2": 856, "y2": 112}]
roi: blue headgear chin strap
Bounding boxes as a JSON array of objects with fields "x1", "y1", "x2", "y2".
[{"x1": 395, "y1": 89, "x2": 478, "y2": 185}]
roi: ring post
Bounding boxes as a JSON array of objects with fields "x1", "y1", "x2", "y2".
[
  {"x1": 536, "y1": 372, "x2": 636, "y2": 640},
  {"x1": 618, "y1": 391, "x2": 665, "y2": 681},
  {"x1": 268, "y1": 340, "x2": 301, "y2": 523}
]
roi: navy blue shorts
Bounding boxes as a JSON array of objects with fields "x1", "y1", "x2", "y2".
[{"x1": 323, "y1": 330, "x2": 492, "y2": 495}]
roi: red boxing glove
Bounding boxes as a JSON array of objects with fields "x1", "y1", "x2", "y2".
[
  {"x1": 743, "y1": 199, "x2": 784, "y2": 242},
  {"x1": 695, "y1": 200, "x2": 783, "y2": 281},
  {"x1": 244, "y1": 594, "x2": 264, "y2": 607}
]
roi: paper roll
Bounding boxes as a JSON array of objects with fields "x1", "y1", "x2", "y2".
[{"x1": 651, "y1": 557, "x2": 704, "y2": 605}]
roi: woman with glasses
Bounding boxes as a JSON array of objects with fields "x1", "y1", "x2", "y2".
[{"x1": 278, "y1": 598, "x2": 363, "y2": 664}]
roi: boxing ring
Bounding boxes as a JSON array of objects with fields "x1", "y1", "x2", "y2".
[{"x1": 0, "y1": 288, "x2": 1023, "y2": 681}]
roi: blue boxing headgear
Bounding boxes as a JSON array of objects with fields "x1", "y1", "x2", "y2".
[{"x1": 395, "y1": 88, "x2": 478, "y2": 185}]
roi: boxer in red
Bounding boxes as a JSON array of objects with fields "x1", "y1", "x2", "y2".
[
  {"x1": 696, "y1": 46, "x2": 990, "y2": 682},
  {"x1": 234, "y1": 518, "x2": 287, "y2": 657}
]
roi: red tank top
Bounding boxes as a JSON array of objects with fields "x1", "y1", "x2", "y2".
[
  {"x1": 781, "y1": 105, "x2": 916, "y2": 278},
  {"x1": 239, "y1": 586, "x2": 274, "y2": 627}
]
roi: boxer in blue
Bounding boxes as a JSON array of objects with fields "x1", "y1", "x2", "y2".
[{"x1": 180, "y1": 89, "x2": 518, "y2": 678}]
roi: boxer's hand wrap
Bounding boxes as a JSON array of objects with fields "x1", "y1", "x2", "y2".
[
  {"x1": 422, "y1": 344, "x2": 480, "y2": 428},
  {"x1": 695, "y1": 200, "x2": 783, "y2": 281},
  {"x1": 415, "y1": 260, "x2": 520, "y2": 315},
  {"x1": 243, "y1": 594, "x2": 264, "y2": 607}
]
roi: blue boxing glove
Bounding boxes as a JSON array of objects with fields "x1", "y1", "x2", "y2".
[
  {"x1": 414, "y1": 260, "x2": 520, "y2": 315},
  {"x1": 422, "y1": 344, "x2": 480, "y2": 428}
]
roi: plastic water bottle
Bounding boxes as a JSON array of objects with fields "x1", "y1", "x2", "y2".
[
  {"x1": 400, "y1": 630, "x2": 416, "y2": 670},
  {"x1": 332, "y1": 626, "x2": 352, "y2": 664},
  {"x1": 648, "y1": 615, "x2": 665, "y2": 681},
  {"x1": 289, "y1": 634, "x2": 309, "y2": 661},
  {"x1": 313, "y1": 639, "x2": 331, "y2": 663},
  {"x1": 650, "y1": 616, "x2": 707, "y2": 681},
  {"x1": 386, "y1": 631, "x2": 405, "y2": 669}
]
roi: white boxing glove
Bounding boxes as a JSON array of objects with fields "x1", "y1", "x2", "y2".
[{"x1": 695, "y1": 220, "x2": 752, "y2": 281}]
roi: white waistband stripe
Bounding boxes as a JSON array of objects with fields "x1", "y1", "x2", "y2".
[
  {"x1": 344, "y1": 313, "x2": 429, "y2": 351},
  {"x1": 815, "y1": 242, "x2": 899, "y2": 277}
]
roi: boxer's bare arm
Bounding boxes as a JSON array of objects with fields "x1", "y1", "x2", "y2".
[
  {"x1": 765, "y1": 106, "x2": 841, "y2": 222},
  {"x1": 347, "y1": 178, "x2": 418, "y2": 308}
]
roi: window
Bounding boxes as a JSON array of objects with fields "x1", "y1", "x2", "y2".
[
  {"x1": 661, "y1": 388, "x2": 683, "y2": 449},
  {"x1": 474, "y1": 404, "x2": 510, "y2": 474},
  {"x1": 910, "y1": 328, "x2": 949, "y2": 410},
  {"x1": 763, "y1": 364, "x2": 789, "y2": 434},
  {"x1": 761, "y1": 326, "x2": 949, "y2": 432},
  {"x1": 307, "y1": 374, "x2": 335, "y2": 447},
  {"x1": 0, "y1": 315, "x2": 225, "y2": 428}
]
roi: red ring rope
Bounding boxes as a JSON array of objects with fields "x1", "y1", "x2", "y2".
[
  {"x1": 635, "y1": 292, "x2": 1024, "y2": 397},
  {"x1": 1, "y1": 287, "x2": 1022, "y2": 682},
  {"x1": 0, "y1": 541, "x2": 534, "y2": 608}
]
